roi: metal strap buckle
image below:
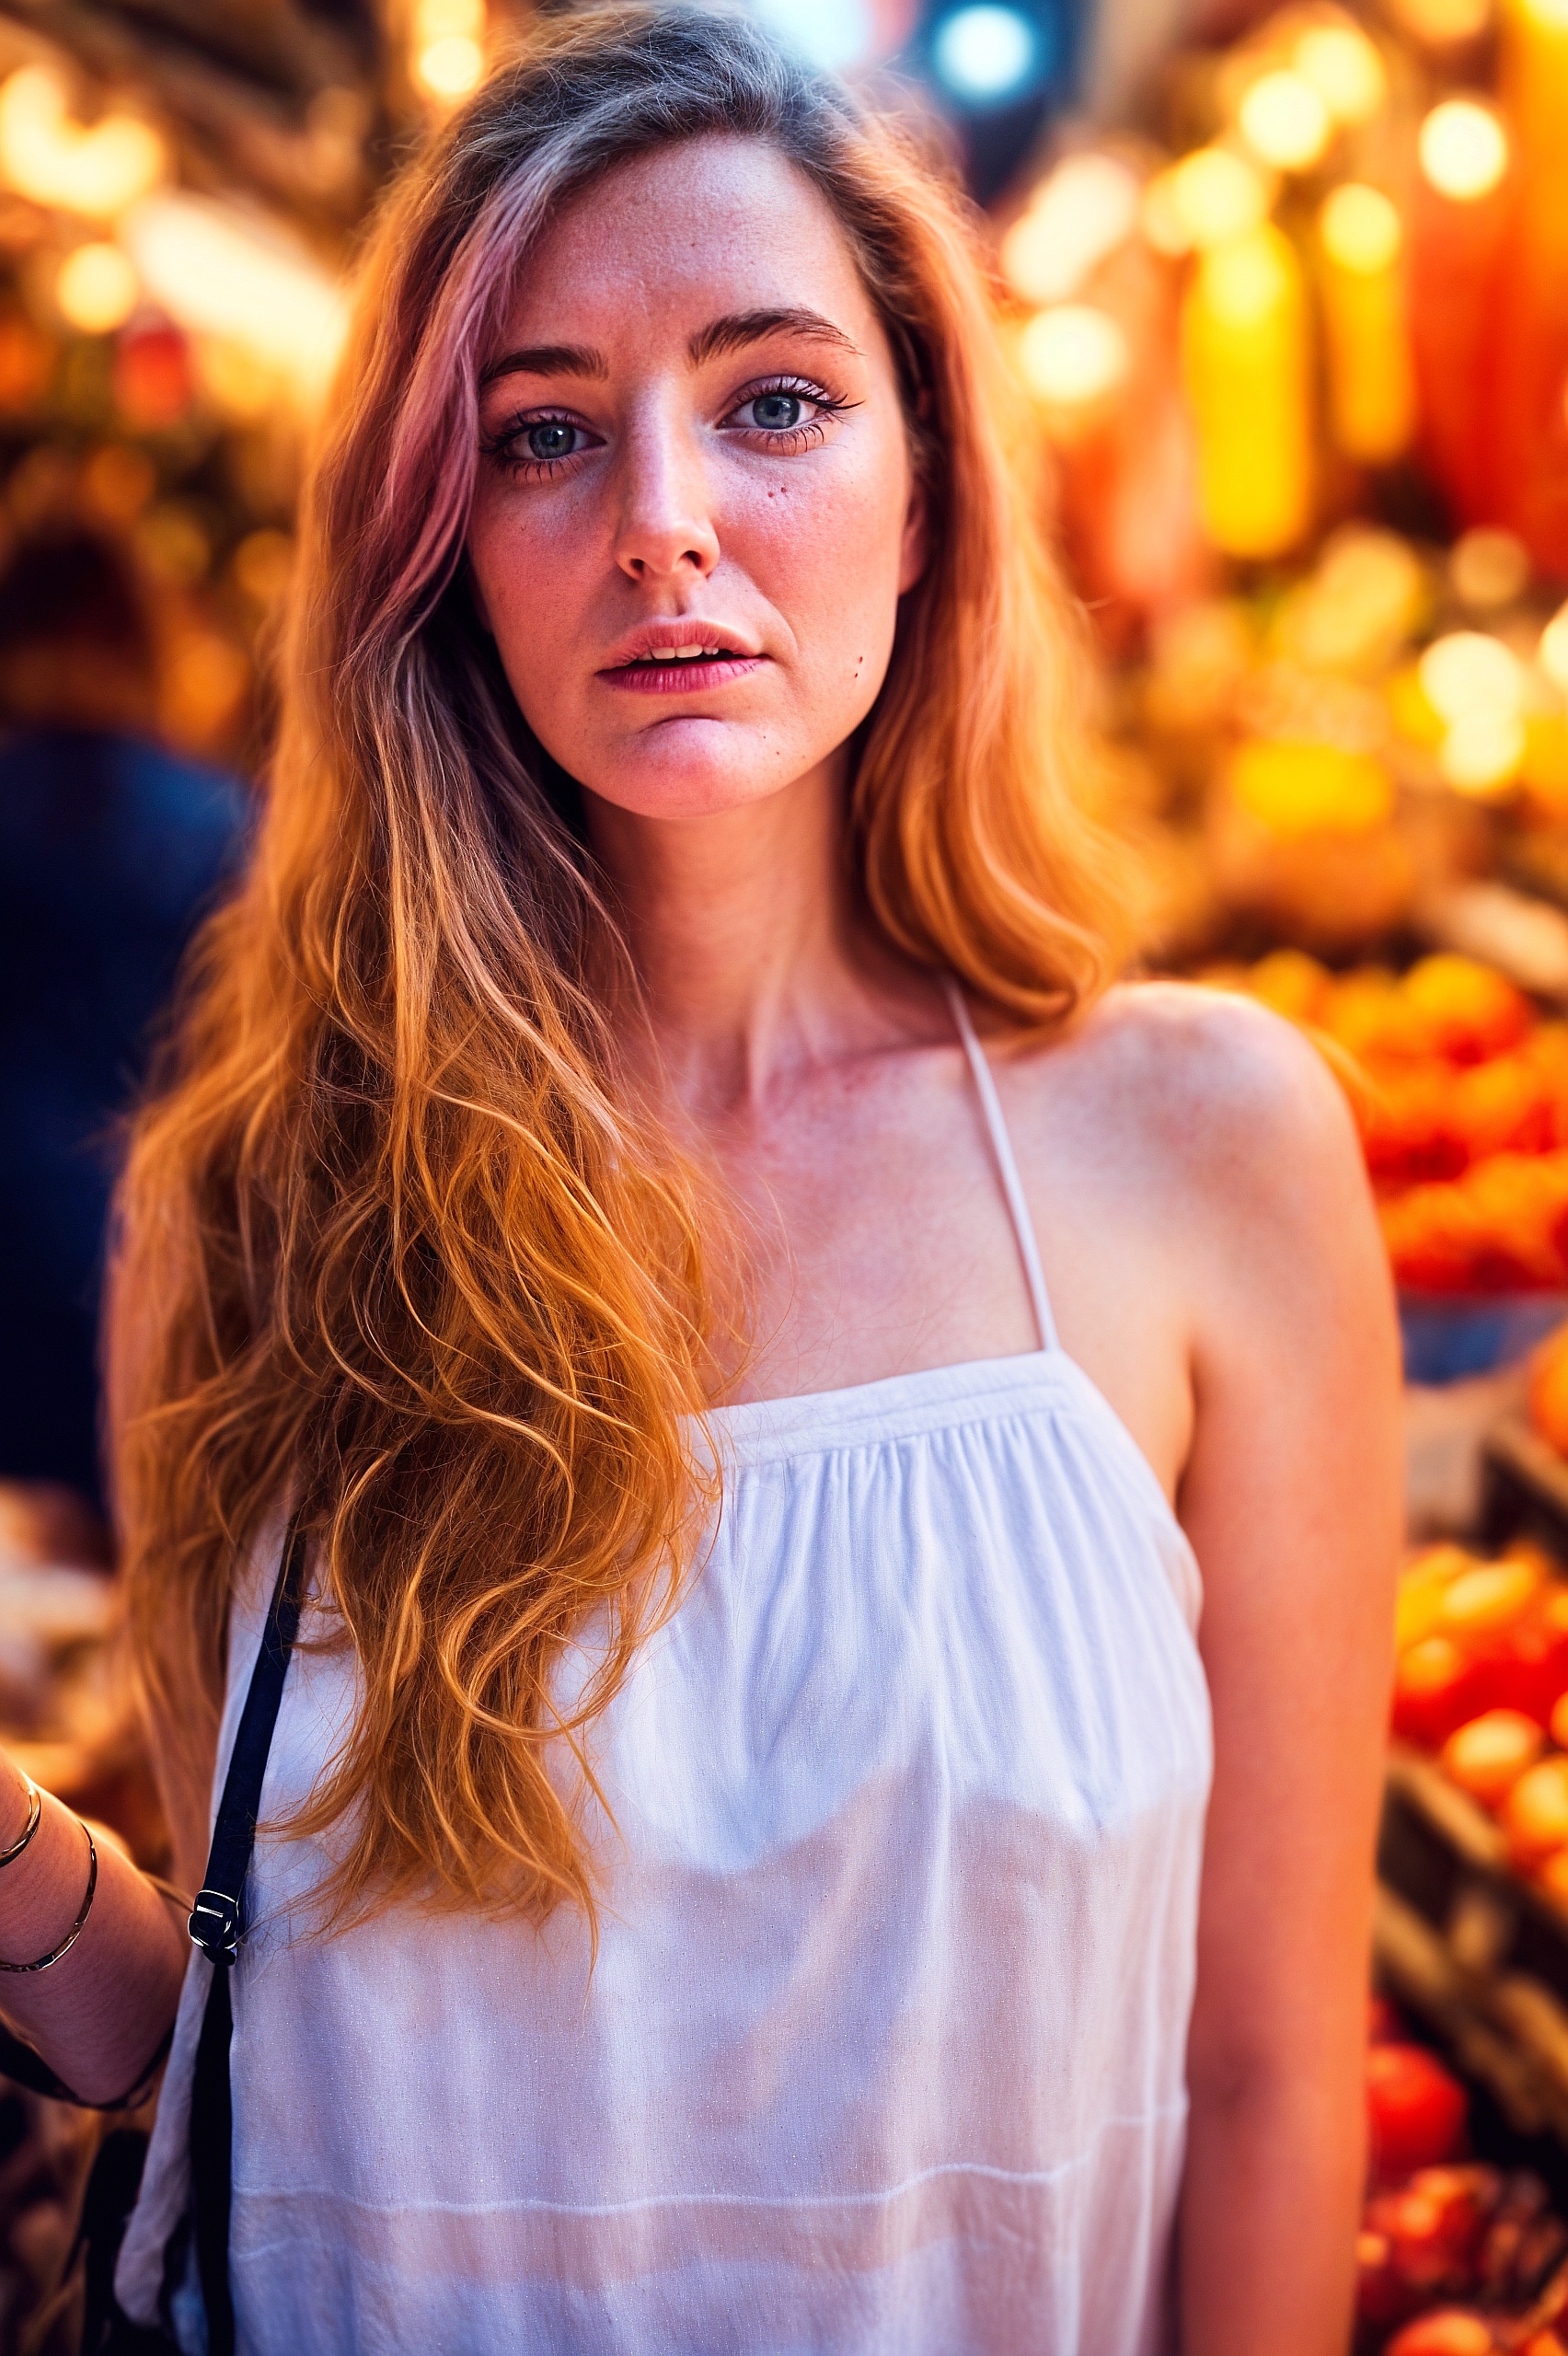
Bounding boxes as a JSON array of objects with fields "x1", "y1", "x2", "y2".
[{"x1": 188, "y1": 1889, "x2": 240, "y2": 1966}]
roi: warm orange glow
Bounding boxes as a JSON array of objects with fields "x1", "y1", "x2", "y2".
[
  {"x1": 1540, "y1": 601, "x2": 1568, "y2": 695},
  {"x1": 55, "y1": 240, "x2": 138, "y2": 333},
  {"x1": 1000, "y1": 154, "x2": 1140, "y2": 306},
  {"x1": 1142, "y1": 146, "x2": 1269, "y2": 256},
  {"x1": 1451, "y1": 528, "x2": 1531, "y2": 611},
  {"x1": 1238, "y1": 69, "x2": 1334, "y2": 171},
  {"x1": 1317, "y1": 185, "x2": 1412, "y2": 463},
  {"x1": 1420, "y1": 629, "x2": 1526, "y2": 722},
  {"x1": 0, "y1": 66, "x2": 163, "y2": 219},
  {"x1": 1419, "y1": 631, "x2": 1528, "y2": 793},
  {"x1": 1229, "y1": 738, "x2": 1393, "y2": 835},
  {"x1": 413, "y1": 0, "x2": 487, "y2": 101},
  {"x1": 1293, "y1": 25, "x2": 1388, "y2": 123},
  {"x1": 1418, "y1": 98, "x2": 1510, "y2": 200},
  {"x1": 121, "y1": 193, "x2": 347, "y2": 404},
  {"x1": 1017, "y1": 304, "x2": 1129, "y2": 409},
  {"x1": 1320, "y1": 182, "x2": 1401, "y2": 272},
  {"x1": 415, "y1": 36, "x2": 485, "y2": 98},
  {"x1": 1182, "y1": 222, "x2": 1314, "y2": 556}
]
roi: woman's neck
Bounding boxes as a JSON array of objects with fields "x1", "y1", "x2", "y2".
[{"x1": 587, "y1": 754, "x2": 906, "y2": 1119}]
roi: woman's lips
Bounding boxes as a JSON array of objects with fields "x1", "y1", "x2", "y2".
[{"x1": 597, "y1": 654, "x2": 767, "y2": 695}]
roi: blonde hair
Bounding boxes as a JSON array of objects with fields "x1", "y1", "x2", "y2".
[{"x1": 109, "y1": 4, "x2": 1125, "y2": 1929}]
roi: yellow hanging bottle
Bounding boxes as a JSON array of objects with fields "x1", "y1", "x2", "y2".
[
  {"x1": 1181, "y1": 221, "x2": 1314, "y2": 559},
  {"x1": 1317, "y1": 183, "x2": 1415, "y2": 467}
]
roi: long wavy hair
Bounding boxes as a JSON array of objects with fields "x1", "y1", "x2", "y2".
[{"x1": 109, "y1": 4, "x2": 1127, "y2": 1930}]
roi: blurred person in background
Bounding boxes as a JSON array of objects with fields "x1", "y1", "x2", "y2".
[
  {"x1": 0, "y1": 14, "x2": 1397, "y2": 2356},
  {"x1": 0, "y1": 522, "x2": 246, "y2": 1515}
]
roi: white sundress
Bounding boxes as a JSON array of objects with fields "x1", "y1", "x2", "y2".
[{"x1": 118, "y1": 983, "x2": 1214, "y2": 2354}]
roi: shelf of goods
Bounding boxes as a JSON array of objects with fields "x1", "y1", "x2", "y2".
[{"x1": 1364, "y1": 1479, "x2": 1568, "y2": 2345}]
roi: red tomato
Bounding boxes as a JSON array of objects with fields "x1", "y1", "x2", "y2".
[
  {"x1": 1467, "y1": 1595, "x2": 1568, "y2": 1726},
  {"x1": 1393, "y1": 1638, "x2": 1482, "y2": 1748},
  {"x1": 1367, "y1": 2045, "x2": 1469, "y2": 2182},
  {"x1": 1385, "y1": 2314, "x2": 1494, "y2": 2356}
]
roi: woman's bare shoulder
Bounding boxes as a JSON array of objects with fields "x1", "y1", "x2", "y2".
[
  {"x1": 1000, "y1": 976, "x2": 1374, "y2": 1259},
  {"x1": 1012, "y1": 976, "x2": 1350, "y2": 1145}
]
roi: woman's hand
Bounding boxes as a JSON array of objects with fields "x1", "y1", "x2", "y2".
[
  {"x1": 0, "y1": 1749, "x2": 189, "y2": 2103},
  {"x1": 1173, "y1": 1001, "x2": 1402, "y2": 2354}
]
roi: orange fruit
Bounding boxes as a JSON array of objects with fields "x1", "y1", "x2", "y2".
[
  {"x1": 1441, "y1": 1709, "x2": 1544, "y2": 1806},
  {"x1": 1448, "y1": 1054, "x2": 1555, "y2": 1163},
  {"x1": 1401, "y1": 953, "x2": 1531, "y2": 1065},
  {"x1": 1248, "y1": 949, "x2": 1332, "y2": 1024},
  {"x1": 1392, "y1": 1637, "x2": 1479, "y2": 1747},
  {"x1": 1502, "y1": 1754, "x2": 1568, "y2": 1865},
  {"x1": 1439, "y1": 1559, "x2": 1543, "y2": 1640},
  {"x1": 1398, "y1": 1545, "x2": 1476, "y2": 1650},
  {"x1": 1385, "y1": 2318, "x2": 1493, "y2": 2356}
]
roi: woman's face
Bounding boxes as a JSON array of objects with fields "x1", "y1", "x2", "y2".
[{"x1": 467, "y1": 133, "x2": 925, "y2": 824}]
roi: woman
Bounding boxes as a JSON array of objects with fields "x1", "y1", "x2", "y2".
[{"x1": 0, "y1": 12, "x2": 1400, "y2": 2350}]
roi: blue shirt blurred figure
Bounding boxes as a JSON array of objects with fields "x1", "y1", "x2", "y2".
[{"x1": 0, "y1": 523, "x2": 247, "y2": 1512}]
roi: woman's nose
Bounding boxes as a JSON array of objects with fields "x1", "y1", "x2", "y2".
[{"x1": 611, "y1": 419, "x2": 721, "y2": 584}]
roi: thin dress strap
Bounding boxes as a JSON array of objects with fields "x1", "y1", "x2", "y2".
[{"x1": 942, "y1": 977, "x2": 1060, "y2": 1354}]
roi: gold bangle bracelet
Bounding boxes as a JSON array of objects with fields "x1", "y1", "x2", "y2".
[
  {"x1": 0, "y1": 1821, "x2": 96, "y2": 1974},
  {"x1": 0, "y1": 1779, "x2": 40, "y2": 1871}
]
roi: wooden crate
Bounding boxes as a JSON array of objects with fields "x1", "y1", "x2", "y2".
[
  {"x1": 1379, "y1": 1743, "x2": 1568, "y2": 2180},
  {"x1": 1482, "y1": 1414, "x2": 1568, "y2": 1558}
]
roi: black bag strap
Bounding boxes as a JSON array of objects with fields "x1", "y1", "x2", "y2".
[{"x1": 186, "y1": 1519, "x2": 306, "y2": 2356}]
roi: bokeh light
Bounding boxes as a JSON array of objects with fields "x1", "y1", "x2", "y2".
[
  {"x1": 1541, "y1": 603, "x2": 1568, "y2": 697},
  {"x1": 1320, "y1": 183, "x2": 1403, "y2": 274},
  {"x1": 1000, "y1": 155, "x2": 1141, "y2": 306},
  {"x1": 1142, "y1": 146, "x2": 1270, "y2": 255},
  {"x1": 1238, "y1": 69, "x2": 1334, "y2": 171},
  {"x1": 54, "y1": 241, "x2": 137, "y2": 335},
  {"x1": 1293, "y1": 25, "x2": 1388, "y2": 124},
  {"x1": 412, "y1": 0, "x2": 488, "y2": 103},
  {"x1": 120, "y1": 193, "x2": 347, "y2": 405},
  {"x1": 930, "y1": 5, "x2": 1043, "y2": 105},
  {"x1": 0, "y1": 67, "x2": 163, "y2": 219},
  {"x1": 1419, "y1": 98, "x2": 1510, "y2": 200},
  {"x1": 1420, "y1": 630, "x2": 1527, "y2": 725},
  {"x1": 1018, "y1": 304, "x2": 1129, "y2": 407}
]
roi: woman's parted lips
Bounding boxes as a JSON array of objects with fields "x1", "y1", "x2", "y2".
[{"x1": 595, "y1": 618, "x2": 767, "y2": 689}]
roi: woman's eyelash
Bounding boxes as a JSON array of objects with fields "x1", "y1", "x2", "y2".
[
  {"x1": 479, "y1": 410, "x2": 584, "y2": 476},
  {"x1": 479, "y1": 375, "x2": 859, "y2": 476},
  {"x1": 729, "y1": 376, "x2": 856, "y2": 430}
]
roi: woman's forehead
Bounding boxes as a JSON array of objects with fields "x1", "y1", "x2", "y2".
[{"x1": 490, "y1": 135, "x2": 881, "y2": 361}]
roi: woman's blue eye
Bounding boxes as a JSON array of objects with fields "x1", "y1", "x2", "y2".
[
  {"x1": 750, "y1": 392, "x2": 804, "y2": 431},
  {"x1": 526, "y1": 420, "x2": 578, "y2": 461}
]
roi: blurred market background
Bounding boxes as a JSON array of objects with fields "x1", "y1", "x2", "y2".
[{"x1": 6, "y1": 0, "x2": 1568, "y2": 2347}]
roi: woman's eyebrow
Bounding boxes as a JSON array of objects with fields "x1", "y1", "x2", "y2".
[
  {"x1": 480, "y1": 342, "x2": 608, "y2": 388},
  {"x1": 478, "y1": 308, "x2": 860, "y2": 392},
  {"x1": 688, "y1": 307, "x2": 861, "y2": 364}
]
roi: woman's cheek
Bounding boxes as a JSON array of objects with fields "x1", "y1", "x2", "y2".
[{"x1": 730, "y1": 465, "x2": 909, "y2": 629}]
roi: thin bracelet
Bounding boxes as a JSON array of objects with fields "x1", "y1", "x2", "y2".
[
  {"x1": 0, "y1": 1778, "x2": 40, "y2": 1871},
  {"x1": 0, "y1": 1821, "x2": 96, "y2": 1974}
]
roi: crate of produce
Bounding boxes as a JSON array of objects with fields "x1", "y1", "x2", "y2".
[
  {"x1": 1357, "y1": 1996, "x2": 1568, "y2": 2350},
  {"x1": 1379, "y1": 1543, "x2": 1568, "y2": 2172}
]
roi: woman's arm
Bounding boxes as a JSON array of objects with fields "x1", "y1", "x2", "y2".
[
  {"x1": 0, "y1": 1749, "x2": 190, "y2": 2102},
  {"x1": 1173, "y1": 1003, "x2": 1402, "y2": 2354}
]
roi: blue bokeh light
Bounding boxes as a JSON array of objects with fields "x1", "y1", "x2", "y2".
[{"x1": 928, "y1": 4, "x2": 1046, "y2": 106}]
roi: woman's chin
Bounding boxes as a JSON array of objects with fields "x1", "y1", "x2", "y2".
[{"x1": 582, "y1": 726, "x2": 822, "y2": 824}]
